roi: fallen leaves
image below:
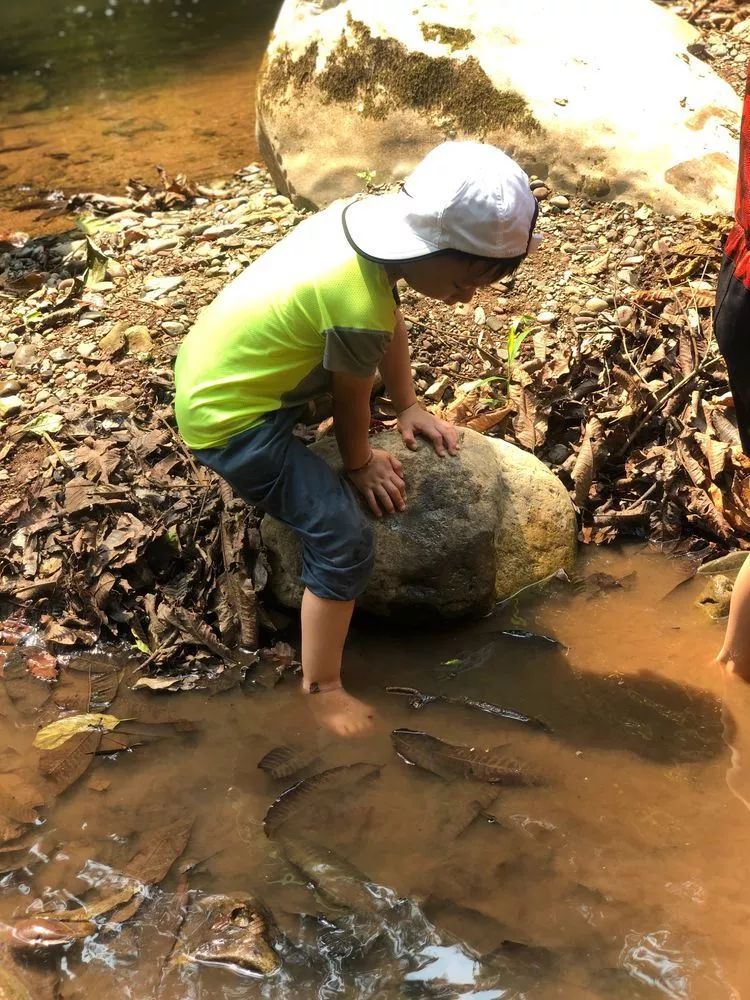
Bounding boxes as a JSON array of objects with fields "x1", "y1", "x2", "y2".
[{"x1": 34, "y1": 713, "x2": 122, "y2": 751}]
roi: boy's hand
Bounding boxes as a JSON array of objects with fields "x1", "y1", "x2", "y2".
[
  {"x1": 347, "y1": 448, "x2": 406, "y2": 517},
  {"x1": 398, "y1": 403, "x2": 460, "y2": 457}
]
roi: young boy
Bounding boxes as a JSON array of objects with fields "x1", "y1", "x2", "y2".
[
  {"x1": 715, "y1": 62, "x2": 750, "y2": 680},
  {"x1": 174, "y1": 141, "x2": 540, "y2": 736}
]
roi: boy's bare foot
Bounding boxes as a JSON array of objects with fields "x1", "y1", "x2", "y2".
[
  {"x1": 717, "y1": 651, "x2": 750, "y2": 682},
  {"x1": 305, "y1": 688, "x2": 375, "y2": 737}
]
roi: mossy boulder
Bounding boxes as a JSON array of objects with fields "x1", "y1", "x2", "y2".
[
  {"x1": 257, "y1": 0, "x2": 740, "y2": 215},
  {"x1": 261, "y1": 428, "x2": 577, "y2": 620}
]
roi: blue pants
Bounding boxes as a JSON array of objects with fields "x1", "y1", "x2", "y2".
[{"x1": 193, "y1": 407, "x2": 374, "y2": 601}]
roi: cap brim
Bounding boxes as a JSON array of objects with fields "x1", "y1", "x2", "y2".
[{"x1": 342, "y1": 193, "x2": 440, "y2": 263}]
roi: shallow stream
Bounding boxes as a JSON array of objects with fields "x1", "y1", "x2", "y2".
[
  {"x1": 1, "y1": 546, "x2": 750, "y2": 998},
  {"x1": 0, "y1": 0, "x2": 281, "y2": 235}
]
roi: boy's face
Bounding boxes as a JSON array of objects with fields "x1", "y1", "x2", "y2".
[{"x1": 398, "y1": 253, "x2": 512, "y2": 306}]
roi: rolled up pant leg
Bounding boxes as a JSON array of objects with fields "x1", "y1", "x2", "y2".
[
  {"x1": 193, "y1": 409, "x2": 374, "y2": 601},
  {"x1": 715, "y1": 253, "x2": 750, "y2": 455}
]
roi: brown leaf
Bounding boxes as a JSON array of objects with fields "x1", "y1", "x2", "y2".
[
  {"x1": 38, "y1": 730, "x2": 101, "y2": 795},
  {"x1": 572, "y1": 418, "x2": 603, "y2": 507},
  {"x1": 511, "y1": 385, "x2": 540, "y2": 450},
  {"x1": 64, "y1": 478, "x2": 129, "y2": 514},
  {"x1": 677, "y1": 329, "x2": 696, "y2": 377},
  {"x1": 695, "y1": 433, "x2": 729, "y2": 480},
  {"x1": 466, "y1": 405, "x2": 513, "y2": 435},
  {"x1": 708, "y1": 408, "x2": 741, "y2": 447},
  {"x1": 162, "y1": 606, "x2": 235, "y2": 663},
  {"x1": 676, "y1": 436, "x2": 707, "y2": 487},
  {"x1": 73, "y1": 441, "x2": 121, "y2": 483},
  {"x1": 684, "y1": 487, "x2": 734, "y2": 541},
  {"x1": 123, "y1": 818, "x2": 192, "y2": 885}
]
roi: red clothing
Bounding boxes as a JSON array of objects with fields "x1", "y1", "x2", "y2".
[{"x1": 726, "y1": 63, "x2": 750, "y2": 287}]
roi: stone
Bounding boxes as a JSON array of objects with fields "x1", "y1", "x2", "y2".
[
  {"x1": 614, "y1": 305, "x2": 635, "y2": 326},
  {"x1": 161, "y1": 321, "x2": 186, "y2": 337},
  {"x1": 126, "y1": 326, "x2": 153, "y2": 353},
  {"x1": 549, "y1": 195, "x2": 570, "y2": 210},
  {"x1": 257, "y1": 0, "x2": 739, "y2": 216},
  {"x1": 0, "y1": 379, "x2": 21, "y2": 396},
  {"x1": 11, "y1": 344, "x2": 36, "y2": 369},
  {"x1": 262, "y1": 428, "x2": 577, "y2": 618},
  {"x1": 0, "y1": 342, "x2": 16, "y2": 359},
  {"x1": 532, "y1": 186, "x2": 550, "y2": 200},
  {"x1": 696, "y1": 574, "x2": 733, "y2": 621},
  {"x1": 537, "y1": 311, "x2": 558, "y2": 324},
  {"x1": 0, "y1": 395, "x2": 23, "y2": 418},
  {"x1": 49, "y1": 348, "x2": 72, "y2": 364},
  {"x1": 584, "y1": 297, "x2": 609, "y2": 313},
  {"x1": 77, "y1": 342, "x2": 97, "y2": 358},
  {"x1": 424, "y1": 375, "x2": 450, "y2": 401}
]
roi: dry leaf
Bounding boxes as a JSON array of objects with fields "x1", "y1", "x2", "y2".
[{"x1": 34, "y1": 713, "x2": 122, "y2": 750}]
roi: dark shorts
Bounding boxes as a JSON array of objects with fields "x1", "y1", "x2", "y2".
[
  {"x1": 715, "y1": 249, "x2": 750, "y2": 454},
  {"x1": 192, "y1": 407, "x2": 374, "y2": 602}
]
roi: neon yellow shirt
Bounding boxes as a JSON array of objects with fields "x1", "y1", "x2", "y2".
[{"x1": 173, "y1": 203, "x2": 397, "y2": 449}]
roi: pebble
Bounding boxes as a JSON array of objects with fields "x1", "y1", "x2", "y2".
[
  {"x1": 77, "y1": 342, "x2": 97, "y2": 358},
  {"x1": 486, "y1": 316, "x2": 503, "y2": 333},
  {"x1": 529, "y1": 178, "x2": 547, "y2": 191},
  {"x1": 0, "y1": 395, "x2": 24, "y2": 418},
  {"x1": 424, "y1": 375, "x2": 450, "y2": 402},
  {"x1": 584, "y1": 297, "x2": 608, "y2": 313},
  {"x1": 0, "y1": 342, "x2": 17, "y2": 359},
  {"x1": 614, "y1": 305, "x2": 635, "y2": 326},
  {"x1": 474, "y1": 306, "x2": 486, "y2": 325},
  {"x1": 537, "y1": 311, "x2": 558, "y2": 325},
  {"x1": 161, "y1": 321, "x2": 186, "y2": 337},
  {"x1": 532, "y1": 187, "x2": 550, "y2": 200},
  {"x1": 547, "y1": 443, "x2": 570, "y2": 465},
  {"x1": 35, "y1": 389, "x2": 51, "y2": 403},
  {"x1": 0, "y1": 379, "x2": 21, "y2": 395},
  {"x1": 549, "y1": 195, "x2": 570, "y2": 210},
  {"x1": 49, "y1": 348, "x2": 72, "y2": 363}
]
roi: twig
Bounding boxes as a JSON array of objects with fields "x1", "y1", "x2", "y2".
[
  {"x1": 617, "y1": 355, "x2": 722, "y2": 457},
  {"x1": 134, "y1": 630, "x2": 178, "y2": 673}
]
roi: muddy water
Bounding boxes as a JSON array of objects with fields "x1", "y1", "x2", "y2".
[
  {"x1": 0, "y1": 0, "x2": 281, "y2": 235},
  {"x1": 2, "y1": 545, "x2": 750, "y2": 998}
]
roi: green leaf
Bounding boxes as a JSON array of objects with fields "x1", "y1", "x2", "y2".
[
  {"x1": 34, "y1": 713, "x2": 123, "y2": 750},
  {"x1": 131, "y1": 633, "x2": 151, "y2": 655},
  {"x1": 23, "y1": 413, "x2": 63, "y2": 438},
  {"x1": 506, "y1": 314, "x2": 536, "y2": 374},
  {"x1": 84, "y1": 237, "x2": 110, "y2": 286}
]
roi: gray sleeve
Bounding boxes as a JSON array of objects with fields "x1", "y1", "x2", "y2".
[{"x1": 323, "y1": 327, "x2": 391, "y2": 377}]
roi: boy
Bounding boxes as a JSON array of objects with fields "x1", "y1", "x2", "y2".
[
  {"x1": 715, "y1": 62, "x2": 750, "y2": 680},
  {"x1": 174, "y1": 141, "x2": 540, "y2": 736}
]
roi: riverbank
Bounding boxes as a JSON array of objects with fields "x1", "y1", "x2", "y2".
[{"x1": 0, "y1": 157, "x2": 745, "y2": 675}]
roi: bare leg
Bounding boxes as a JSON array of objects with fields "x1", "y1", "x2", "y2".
[
  {"x1": 717, "y1": 556, "x2": 750, "y2": 681},
  {"x1": 300, "y1": 589, "x2": 374, "y2": 736}
]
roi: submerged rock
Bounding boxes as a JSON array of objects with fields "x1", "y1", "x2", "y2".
[
  {"x1": 256, "y1": 0, "x2": 739, "y2": 215},
  {"x1": 262, "y1": 428, "x2": 576, "y2": 619},
  {"x1": 696, "y1": 573, "x2": 733, "y2": 621}
]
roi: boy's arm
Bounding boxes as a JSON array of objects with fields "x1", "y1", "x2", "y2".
[
  {"x1": 378, "y1": 310, "x2": 418, "y2": 412},
  {"x1": 380, "y1": 309, "x2": 459, "y2": 457},
  {"x1": 718, "y1": 555, "x2": 750, "y2": 680},
  {"x1": 332, "y1": 371, "x2": 406, "y2": 517}
]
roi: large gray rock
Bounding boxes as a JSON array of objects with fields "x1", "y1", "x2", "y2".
[
  {"x1": 257, "y1": 0, "x2": 740, "y2": 216},
  {"x1": 262, "y1": 428, "x2": 577, "y2": 619}
]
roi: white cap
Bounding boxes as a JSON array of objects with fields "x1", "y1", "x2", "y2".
[{"x1": 342, "y1": 141, "x2": 541, "y2": 263}]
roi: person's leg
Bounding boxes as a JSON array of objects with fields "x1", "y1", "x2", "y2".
[
  {"x1": 717, "y1": 555, "x2": 750, "y2": 680},
  {"x1": 714, "y1": 253, "x2": 750, "y2": 454},
  {"x1": 194, "y1": 409, "x2": 375, "y2": 736}
]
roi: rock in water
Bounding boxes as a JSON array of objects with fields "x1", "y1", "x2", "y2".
[
  {"x1": 262, "y1": 428, "x2": 576, "y2": 619},
  {"x1": 257, "y1": 0, "x2": 739, "y2": 216},
  {"x1": 176, "y1": 893, "x2": 279, "y2": 975}
]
